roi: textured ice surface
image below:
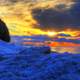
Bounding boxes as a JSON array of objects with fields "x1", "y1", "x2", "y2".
[
  {"x1": 0, "y1": 41, "x2": 80, "y2": 80},
  {"x1": 0, "y1": 41, "x2": 25, "y2": 56}
]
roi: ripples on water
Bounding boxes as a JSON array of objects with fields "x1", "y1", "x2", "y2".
[
  {"x1": 11, "y1": 36, "x2": 80, "y2": 54},
  {"x1": 23, "y1": 43, "x2": 80, "y2": 53},
  {"x1": 22, "y1": 43, "x2": 80, "y2": 54},
  {"x1": 51, "y1": 47, "x2": 80, "y2": 54}
]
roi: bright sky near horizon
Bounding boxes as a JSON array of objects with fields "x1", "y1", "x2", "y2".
[{"x1": 0, "y1": 0, "x2": 79, "y2": 36}]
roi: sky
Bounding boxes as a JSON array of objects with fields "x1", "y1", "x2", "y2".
[{"x1": 0, "y1": 0, "x2": 80, "y2": 36}]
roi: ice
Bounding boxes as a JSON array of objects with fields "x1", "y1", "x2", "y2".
[{"x1": 0, "y1": 40, "x2": 80, "y2": 80}]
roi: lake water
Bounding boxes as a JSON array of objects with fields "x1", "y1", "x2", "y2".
[
  {"x1": 21, "y1": 41, "x2": 80, "y2": 53},
  {"x1": 51, "y1": 46, "x2": 80, "y2": 54},
  {"x1": 11, "y1": 36, "x2": 80, "y2": 54}
]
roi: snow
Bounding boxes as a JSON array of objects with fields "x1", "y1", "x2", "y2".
[
  {"x1": 0, "y1": 40, "x2": 80, "y2": 80},
  {"x1": 0, "y1": 40, "x2": 26, "y2": 57}
]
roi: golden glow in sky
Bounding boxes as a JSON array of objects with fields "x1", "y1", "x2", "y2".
[
  {"x1": 0, "y1": 0, "x2": 79, "y2": 36},
  {"x1": 47, "y1": 31, "x2": 57, "y2": 37}
]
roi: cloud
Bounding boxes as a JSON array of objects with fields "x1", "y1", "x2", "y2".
[
  {"x1": 31, "y1": 2, "x2": 80, "y2": 31},
  {"x1": 1, "y1": 0, "x2": 80, "y2": 35},
  {"x1": 57, "y1": 33, "x2": 71, "y2": 37},
  {"x1": 55, "y1": 38, "x2": 80, "y2": 44},
  {"x1": 73, "y1": 0, "x2": 80, "y2": 2}
]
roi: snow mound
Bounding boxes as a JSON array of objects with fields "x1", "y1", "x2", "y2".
[{"x1": 0, "y1": 41, "x2": 80, "y2": 80}]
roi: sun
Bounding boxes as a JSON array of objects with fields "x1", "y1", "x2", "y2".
[{"x1": 47, "y1": 31, "x2": 57, "y2": 37}]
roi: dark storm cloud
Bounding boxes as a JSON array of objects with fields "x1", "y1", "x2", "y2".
[
  {"x1": 31, "y1": 2, "x2": 80, "y2": 31},
  {"x1": 73, "y1": 0, "x2": 80, "y2": 2}
]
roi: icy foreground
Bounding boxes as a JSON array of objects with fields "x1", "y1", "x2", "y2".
[{"x1": 0, "y1": 41, "x2": 80, "y2": 80}]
